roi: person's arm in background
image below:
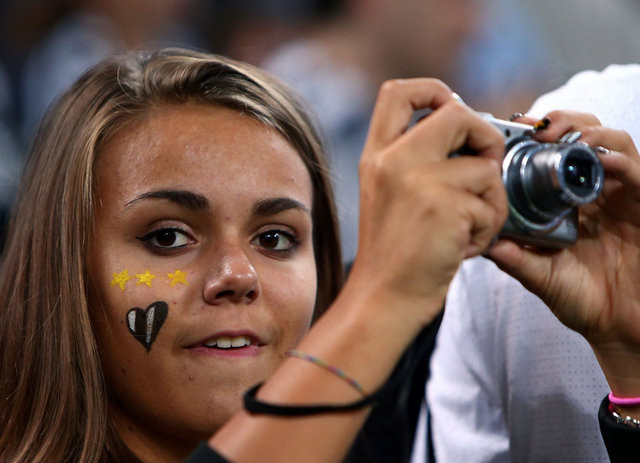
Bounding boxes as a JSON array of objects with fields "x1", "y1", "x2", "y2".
[
  {"x1": 423, "y1": 64, "x2": 640, "y2": 463},
  {"x1": 492, "y1": 109, "x2": 640, "y2": 461},
  {"x1": 503, "y1": 66, "x2": 640, "y2": 461}
]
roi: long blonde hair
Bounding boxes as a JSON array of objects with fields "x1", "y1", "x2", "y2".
[{"x1": 0, "y1": 48, "x2": 343, "y2": 462}]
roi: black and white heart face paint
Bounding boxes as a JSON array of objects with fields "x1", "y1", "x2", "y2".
[{"x1": 126, "y1": 301, "x2": 169, "y2": 352}]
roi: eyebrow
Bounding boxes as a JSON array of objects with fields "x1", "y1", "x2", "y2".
[
  {"x1": 252, "y1": 197, "x2": 310, "y2": 217},
  {"x1": 125, "y1": 189, "x2": 210, "y2": 212}
]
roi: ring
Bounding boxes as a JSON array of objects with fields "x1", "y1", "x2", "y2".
[{"x1": 558, "y1": 131, "x2": 582, "y2": 143}]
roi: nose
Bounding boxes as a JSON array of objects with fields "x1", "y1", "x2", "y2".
[{"x1": 203, "y1": 246, "x2": 260, "y2": 305}]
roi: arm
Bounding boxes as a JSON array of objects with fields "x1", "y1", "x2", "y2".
[
  {"x1": 489, "y1": 111, "x2": 640, "y2": 456},
  {"x1": 206, "y1": 79, "x2": 508, "y2": 462}
]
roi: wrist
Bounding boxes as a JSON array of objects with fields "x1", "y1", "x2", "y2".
[
  {"x1": 593, "y1": 343, "x2": 640, "y2": 400},
  {"x1": 292, "y1": 283, "x2": 443, "y2": 395},
  {"x1": 339, "y1": 262, "x2": 447, "y2": 334}
]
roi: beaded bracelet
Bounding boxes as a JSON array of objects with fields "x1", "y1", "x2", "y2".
[
  {"x1": 285, "y1": 349, "x2": 368, "y2": 397},
  {"x1": 609, "y1": 404, "x2": 640, "y2": 429}
]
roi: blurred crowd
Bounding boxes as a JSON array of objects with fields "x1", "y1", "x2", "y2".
[{"x1": 0, "y1": 0, "x2": 639, "y2": 258}]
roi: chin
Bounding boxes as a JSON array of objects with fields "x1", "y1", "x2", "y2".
[{"x1": 180, "y1": 383, "x2": 252, "y2": 437}]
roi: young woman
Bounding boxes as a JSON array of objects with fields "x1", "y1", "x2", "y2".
[
  {"x1": 0, "y1": 47, "x2": 344, "y2": 462},
  {"x1": 0, "y1": 48, "x2": 638, "y2": 463}
]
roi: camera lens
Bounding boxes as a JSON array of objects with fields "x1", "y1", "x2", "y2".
[
  {"x1": 556, "y1": 146, "x2": 603, "y2": 204},
  {"x1": 563, "y1": 156, "x2": 594, "y2": 197},
  {"x1": 502, "y1": 140, "x2": 604, "y2": 231}
]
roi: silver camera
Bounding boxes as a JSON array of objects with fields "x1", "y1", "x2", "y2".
[{"x1": 455, "y1": 114, "x2": 605, "y2": 248}]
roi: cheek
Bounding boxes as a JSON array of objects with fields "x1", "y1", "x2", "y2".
[
  {"x1": 91, "y1": 287, "x2": 183, "y2": 415},
  {"x1": 93, "y1": 262, "x2": 193, "y2": 322},
  {"x1": 90, "y1": 265, "x2": 185, "y2": 368},
  {"x1": 269, "y1": 265, "x2": 317, "y2": 345}
]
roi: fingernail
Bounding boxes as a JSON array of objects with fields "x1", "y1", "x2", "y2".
[
  {"x1": 558, "y1": 131, "x2": 582, "y2": 143},
  {"x1": 531, "y1": 117, "x2": 551, "y2": 133},
  {"x1": 594, "y1": 146, "x2": 610, "y2": 155},
  {"x1": 451, "y1": 92, "x2": 466, "y2": 105},
  {"x1": 509, "y1": 112, "x2": 525, "y2": 121}
]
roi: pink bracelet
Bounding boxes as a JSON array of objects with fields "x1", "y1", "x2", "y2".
[{"x1": 608, "y1": 391, "x2": 640, "y2": 406}]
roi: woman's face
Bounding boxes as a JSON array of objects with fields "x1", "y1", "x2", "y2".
[{"x1": 89, "y1": 104, "x2": 317, "y2": 454}]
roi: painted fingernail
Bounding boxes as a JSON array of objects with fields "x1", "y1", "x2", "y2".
[
  {"x1": 509, "y1": 112, "x2": 525, "y2": 121},
  {"x1": 558, "y1": 131, "x2": 582, "y2": 143},
  {"x1": 532, "y1": 117, "x2": 551, "y2": 132},
  {"x1": 594, "y1": 146, "x2": 610, "y2": 155}
]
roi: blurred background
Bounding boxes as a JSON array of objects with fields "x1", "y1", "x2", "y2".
[{"x1": 0, "y1": 0, "x2": 638, "y2": 259}]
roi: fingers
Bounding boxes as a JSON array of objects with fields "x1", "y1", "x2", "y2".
[
  {"x1": 582, "y1": 128, "x2": 640, "y2": 196},
  {"x1": 361, "y1": 78, "x2": 508, "y2": 257},
  {"x1": 397, "y1": 102, "x2": 505, "y2": 164},
  {"x1": 443, "y1": 156, "x2": 503, "y2": 196},
  {"x1": 365, "y1": 78, "x2": 454, "y2": 152},
  {"x1": 463, "y1": 194, "x2": 506, "y2": 258},
  {"x1": 579, "y1": 126, "x2": 637, "y2": 154},
  {"x1": 413, "y1": 157, "x2": 509, "y2": 255},
  {"x1": 429, "y1": 184, "x2": 506, "y2": 259},
  {"x1": 439, "y1": 157, "x2": 508, "y2": 252},
  {"x1": 512, "y1": 110, "x2": 601, "y2": 143},
  {"x1": 364, "y1": 79, "x2": 504, "y2": 163},
  {"x1": 512, "y1": 110, "x2": 636, "y2": 157},
  {"x1": 600, "y1": 152, "x2": 640, "y2": 195},
  {"x1": 486, "y1": 239, "x2": 552, "y2": 295}
]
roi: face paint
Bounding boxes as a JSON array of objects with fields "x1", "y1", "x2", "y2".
[
  {"x1": 112, "y1": 269, "x2": 189, "y2": 290},
  {"x1": 136, "y1": 270, "x2": 155, "y2": 287},
  {"x1": 126, "y1": 301, "x2": 169, "y2": 352},
  {"x1": 168, "y1": 269, "x2": 188, "y2": 286},
  {"x1": 111, "y1": 269, "x2": 131, "y2": 290}
]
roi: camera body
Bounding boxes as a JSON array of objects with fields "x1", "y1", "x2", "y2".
[{"x1": 466, "y1": 114, "x2": 604, "y2": 248}]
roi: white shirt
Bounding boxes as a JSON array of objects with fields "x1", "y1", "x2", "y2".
[{"x1": 421, "y1": 64, "x2": 640, "y2": 462}]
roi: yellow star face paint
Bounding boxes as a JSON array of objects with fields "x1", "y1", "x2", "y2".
[
  {"x1": 168, "y1": 269, "x2": 188, "y2": 286},
  {"x1": 136, "y1": 270, "x2": 155, "y2": 287},
  {"x1": 112, "y1": 269, "x2": 189, "y2": 289},
  {"x1": 111, "y1": 269, "x2": 130, "y2": 290}
]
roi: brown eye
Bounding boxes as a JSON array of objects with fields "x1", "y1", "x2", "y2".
[
  {"x1": 252, "y1": 230, "x2": 298, "y2": 253},
  {"x1": 156, "y1": 230, "x2": 177, "y2": 247},
  {"x1": 260, "y1": 232, "x2": 284, "y2": 249},
  {"x1": 137, "y1": 228, "x2": 192, "y2": 251}
]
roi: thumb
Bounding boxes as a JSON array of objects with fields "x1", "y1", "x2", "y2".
[{"x1": 487, "y1": 239, "x2": 554, "y2": 294}]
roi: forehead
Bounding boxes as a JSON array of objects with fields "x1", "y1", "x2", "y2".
[{"x1": 95, "y1": 104, "x2": 313, "y2": 210}]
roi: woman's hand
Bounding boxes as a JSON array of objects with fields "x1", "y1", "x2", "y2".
[
  {"x1": 346, "y1": 79, "x2": 508, "y2": 330},
  {"x1": 489, "y1": 110, "x2": 640, "y2": 396}
]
